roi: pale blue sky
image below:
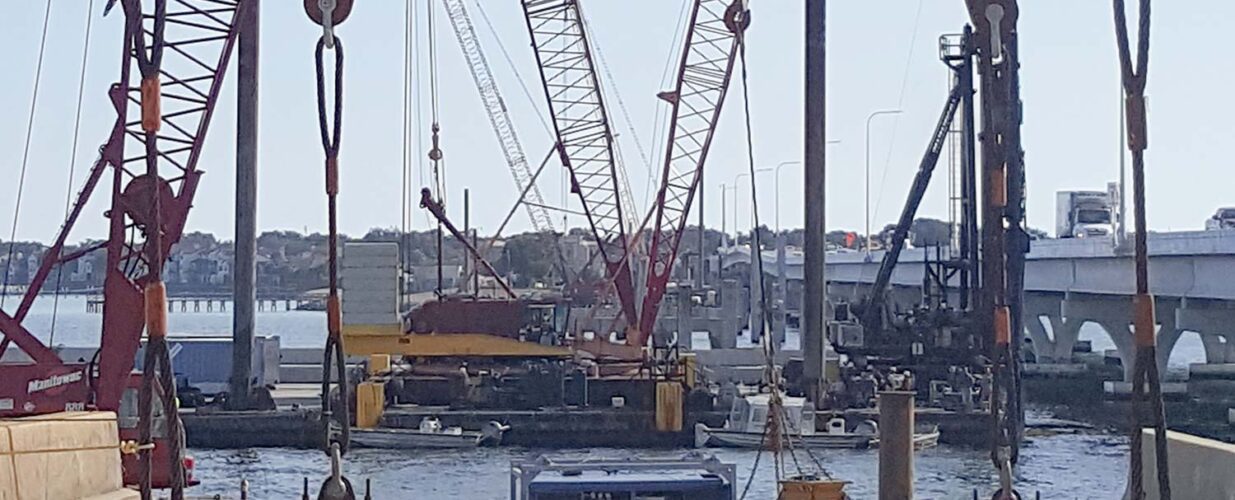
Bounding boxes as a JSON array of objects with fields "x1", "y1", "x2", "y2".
[{"x1": 2, "y1": 1, "x2": 1230, "y2": 244}]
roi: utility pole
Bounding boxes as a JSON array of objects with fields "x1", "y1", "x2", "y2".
[
  {"x1": 230, "y1": 0, "x2": 259, "y2": 409},
  {"x1": 803, "y1": 0, "x2": 827, "y2": 403}
]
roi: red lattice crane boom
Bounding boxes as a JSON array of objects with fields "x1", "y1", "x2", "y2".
[
  {"x1": 521, "y1": 0, "x2": 639, "y2": 331},
  {"x1": 637, "y1": 0, "x2": 747, "y2": 345}
]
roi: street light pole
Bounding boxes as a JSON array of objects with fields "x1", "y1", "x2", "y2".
[
  {"x1": 774, "y1": 161, "x2": 803, "y2": 236},
  {"x1": 735, "y1": 168, "x2": 772, "y2": 343},
  {"x1": 865, "y1": 109, "x2": 901, "y2": 252},
  {"x1": 720, "y1": 183, "x2": 728, "y2": 248},
  {"x1": 734, "y1": 168, "x2": 773, "y2": 246}
]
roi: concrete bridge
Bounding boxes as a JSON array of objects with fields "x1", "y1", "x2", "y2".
[{"x1": 726, "y1": 231, "x2": 1235, "y2": 381}]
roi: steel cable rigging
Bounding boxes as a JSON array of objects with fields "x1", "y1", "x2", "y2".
[
  {"x1": 731, "y1": 7, "x2": 834, "y2": 497},
  {"x1": 2, "y1": 0, "x2": 55, "y2": 311},
  {"x1": 303, "y1": 2, "x2": 359, "y2": 498},
  {"x1": 118, "y1": 0, "x2": 189, "y2": 497},
  {"x1": 1114, "y1": 0, "x2": 1170, "y2": 497},
  {"x1": 50, "y1": 0, "x2": 98, "y2": 345}
]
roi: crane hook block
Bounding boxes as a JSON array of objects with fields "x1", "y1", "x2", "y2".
[
  {"x1": 723, "y1": 1, "x2": 751, "y2": 34},
  {"x1": 304, "y1": 0, "x2": 353, "y2": 26}
]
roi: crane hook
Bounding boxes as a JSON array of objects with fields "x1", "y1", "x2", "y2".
[
  {"x1": 316, "y1": 443, "x2": 356, "y2": 500},
  {"x1": 304, "y1": 0, "x2": 354, "y2": 49}
]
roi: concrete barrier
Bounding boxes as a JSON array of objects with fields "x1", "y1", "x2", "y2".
[{"x1": 1139, "y1": 429, "x2": 1235, "y2": 499}]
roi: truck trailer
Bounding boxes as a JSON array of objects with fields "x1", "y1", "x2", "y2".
[{"x1": 1056, "y1": 190, "x2": 1114, "y2": 238}]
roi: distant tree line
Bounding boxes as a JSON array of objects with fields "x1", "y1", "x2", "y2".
[{"x1": 1, "y1": 217, "x2": 1049, "y2": 295}]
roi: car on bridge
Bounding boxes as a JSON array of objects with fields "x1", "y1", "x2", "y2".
[{"x1": 1204, "y1": 207, "x2": 1235, "y2": 231}]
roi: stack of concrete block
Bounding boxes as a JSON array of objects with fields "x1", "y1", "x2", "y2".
[
  {"x1": 0, "y1": 411, "x2": 138, "y2": 499},
  {"x1": 342, "y1": 242, "x2": 400, "y2": 326}
]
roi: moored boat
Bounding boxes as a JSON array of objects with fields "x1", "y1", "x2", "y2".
[
  {"x1": 352, "y1": 417, "x2": 509, "y2": 449},
  {"x1": 694, "y1": 393, "x2": 940, "y2": 450}
]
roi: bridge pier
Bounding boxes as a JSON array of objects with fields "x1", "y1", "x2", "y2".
[
  {"x1": 1199, "y1": 335, "x2": 1230, "y2": 364},
  {"x1": 1177, "y1": 300, "x2": 1235, "y2": 364},
  {"x1": 1023, "y1": 293, "x2": 1083, "y2": 362},
  {"x1": 1061, "y1": 293, "x2": 1181, "y2": 381}
]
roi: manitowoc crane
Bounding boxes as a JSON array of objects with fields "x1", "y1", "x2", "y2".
[
  {"x1": 522, "y1": 0, "x2": 747, "y2": 348},
  {"x1": 0, "y1": 0, "x2": 248, "y2": 489}
]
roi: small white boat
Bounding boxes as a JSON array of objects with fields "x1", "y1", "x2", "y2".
[
  {"x1": 694, "y1": 393, "x2": 940, "y2": 450},
  {"x1": 352, "y1": 417, "x2": 510, "y2": 449}
]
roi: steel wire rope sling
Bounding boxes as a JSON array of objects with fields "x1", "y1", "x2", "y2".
[
  {"x1": 119, "y1": 1, "x2": 188, "y2": 498},
  {"x1": 1114, "y1": 0, "x2": 1170, "y2": 498},
  {"x1": 965, "y1": 1, "x2": 1025, "y2": 499},
  {"x1": 305, "y1": 0, "x2": 357, "y2": 498}
]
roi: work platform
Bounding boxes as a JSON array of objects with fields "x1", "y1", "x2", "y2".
[{"x1": 176, "y1": 400, "x2": 993, "y2": 449}]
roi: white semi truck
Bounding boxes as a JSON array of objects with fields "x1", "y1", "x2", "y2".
[{"x1": 1056, "y1": 190, "x2": 1114, "y2": 238}]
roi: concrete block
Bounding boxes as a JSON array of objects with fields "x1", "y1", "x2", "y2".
[
  {"x1": 279, "y1": 364, "x2": 324, "y2": 384},
  {"x1": 1189, "y1": 363, "x2": 1235, "y2": 380},
  {"x1": 341, "y1": 267, "x2": 399, "y2": 282},
  {"x1": 342, "y1": 299, "x2": 398, "y2": 315},
  {"x1": 691, "y1": 348, "x2": 802, "y2": 367},
  {"x1": 342, "y1": 290, "x2": 398, "y2": 303},
  {"x1": 0, "y1": 412, "x2": 126, "y2": 499},
  {"x1": 279, "y1": 348, "x2": 365, "y2": 365},
  {"x1": 342, "y1": 312, "x2": 399, "y2": 325},
  {"x1": 271, "y1": 383, "x2": 323, "y2": 409},
  {"x1": 343, "y1": 242, "x2": 399, "y2": 258},
  {"x1": 1022, "y1": 363, "x2": 1090, "y2": 377},
  {"x1": 1187, "y1": 379, "x2": 1235, "y2": 401},
  {"x1": 1139, "y1": 430, "x2": 1235, "y2": 499},
  {"x1": 341, "y1": 252, "x2": 398, "y2": 267},
  {"x1": 342, "y1": 286, "x2": 398, "y2": 297},
  {"x1": 702, "y1": 366, "x2": 765, "y2": 385},
  {"x1": 1104, "y1": 381, "x2": 1188, "y2": 396}
]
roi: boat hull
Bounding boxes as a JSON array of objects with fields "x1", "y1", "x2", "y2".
[
  {"x1": 352, "y1": 421, "x2": 508, "y2": 449},
  {"x1": 352, "y1": 428, "x2": 488, "y2": 449},
  {"x1": 694, "y1": 424, "x2": 875, "y2": 450},
  {"x1": 694, "y1": 424, "x2": 942, "y2": 451}
]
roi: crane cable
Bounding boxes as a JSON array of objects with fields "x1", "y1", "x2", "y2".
[
  {"x1": 120, "y1": 0, "x2": 187, "y2": 498},
  {"x1": 427, "y1": 0, "x2": 446, "y2": 297},
  {"x1": 401, "y1": 0, "x2": 412, "y2": 304},
  {"x1": 726, "y1": 4, "x2": 833, "y2": 499},
  {"x1": 1113, "y1": 0, "x2": 1170, "y2": 498},
  {"x1": 50, "y1": 0, "x2": 98, "y2": 345},
  {"x1": 309, "y1": 0, "x2": 355, "y2": 464},
  {"x1": 470, "y1": 0, "x2": 552, "y2": 136},
  {"x1": 1, "y1": 0, "x2": 54, "y2": 311},
  {"x1": 306, "y1": 1, "x2": 357, "y2": 498}
]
